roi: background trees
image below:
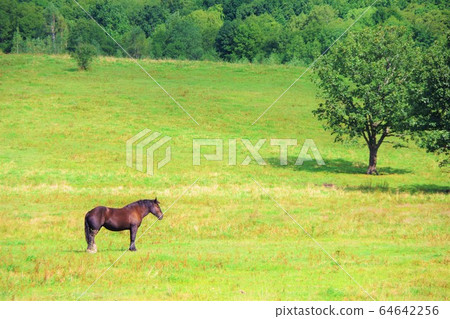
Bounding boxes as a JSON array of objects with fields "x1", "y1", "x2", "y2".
[
  {"x1": 121, "y1": 26, "x2": 148, "y2": 59},
  {"x1": 232, "y1": 14, "x2": 281, "y2": 62},
  {"x1": 67, "y1": 18, "x2": 115, "y2": 55},
  {"x1": 43, "y1": 3, "x2": 68, "y2": 54},
  {"x1": 186, "y1": 5, "x2": 223, "y2": 57},
  {"x1": 152, "y1": 14, "x2": 204, "y2": 60},
  {"x1": 131, "y1": 4, "x2": 168, "y2": 38},
  {"x1": 0, "y1": 0, "x2": 447, "y2": 64}
]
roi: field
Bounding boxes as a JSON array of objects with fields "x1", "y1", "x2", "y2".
[{"x1": 0, "y1": 54, "x2": 448, "y2": 300}]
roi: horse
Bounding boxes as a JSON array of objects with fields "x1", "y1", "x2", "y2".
[{"x1": 84, "y1": 198, "x2": 163, "y2": 253}]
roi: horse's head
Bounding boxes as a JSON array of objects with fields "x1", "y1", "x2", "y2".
[{"x1": 149, "y1": 197, "x2": 163, "y2": 220}]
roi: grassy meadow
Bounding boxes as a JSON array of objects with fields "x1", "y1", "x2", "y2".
[{"x1": 0, "y1": 54, "x2": 448, "y2": 300}]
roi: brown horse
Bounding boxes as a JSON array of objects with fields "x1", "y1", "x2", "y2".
[{"x1": 84, "y1": 198, "x2": 163, "y2": 253}]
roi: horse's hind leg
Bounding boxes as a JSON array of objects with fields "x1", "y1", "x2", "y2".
[
  {"x1": 86, "y1": 229, "x2": 99, "y2": 253},
  {"x1": 85, "y1": 218, "x2": 100, "y2": 253}
]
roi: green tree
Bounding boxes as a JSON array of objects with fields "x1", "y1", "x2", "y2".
[
  {"x1": 215, "y1": 19, "x2": 239, "y2": 61},
  {"x1": 16, "y1": 1, "x2": 45, "y2": 40},
  {"x1": 410, "y1": 36, "x2": 449, "y2": 164},
  {"x1": 89, "y1": 0, "x2": 130, "y2": 39},
  {"x1": 314, "y1": 27, "x2": 418, "y2": 174},
  {"x1": 293, "y1": 5, "x2": 346, "y2": 63},
  {"x1": 186, "y1": 5, "x2": 223, "y2": 53},
  {"x1": 402, "y1": 3, "x2": 449, "y2": 47},
  {"x1": 150, "y1": 24, "x2": 167, "y2": 59},
  {"x1": 72, "y1": 43, "x2": 97, "y2": 70},
  {"x1": 0, "y1": 0, "x2": 45, "y2": 52},
  {"x1": 235, "y1": 0, "x2": 296, "y2": 23},
  {"x1": 162, "y1": 0, "x2": 199, "y2": 15},
  {"x1": 121, "y1": 26, "x2": 148, "y2": 59},
  {"x1": 131, "y1": 4, "x2": 169, "y2": 37},
  {"x1": 12, "y1": 27, "x2": 23, "y2": 54},
  {"x1": 152, "y1": 14, "x2": 203, "y2": 60},
  {"x1": 0, "y1": 0, "x2": 17, "y2": 52},
  {"x1": 233, "y1": 14, "x2": 281, "y2": 61},
  {"x1": 44, "y1": 3, "x2": 67, "y2": 54},
  {"x1": 67, "y1": 19, "x2": 115, "y2": 55}
]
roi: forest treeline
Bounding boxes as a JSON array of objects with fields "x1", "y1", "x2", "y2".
[{"x1": 0, "y1": 0, "x2": 448, "y2": 64}]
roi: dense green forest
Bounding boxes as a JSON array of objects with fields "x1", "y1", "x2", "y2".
[{"x1": 0, "y1": 0, "x2": 448, "y2": 64}]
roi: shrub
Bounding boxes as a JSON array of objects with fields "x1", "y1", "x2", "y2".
[{"x1": 72, "y1": 43, "x2": 97, "y2": 70}]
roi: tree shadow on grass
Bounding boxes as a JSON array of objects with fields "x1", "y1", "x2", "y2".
[
  {"x1": 266, "y1": 157, "x2": 448, "y2": 194},
  {"x1": 266, "y1": 157, "x2": 412, "y2": 175},
  {"x1": 343, "y1": 183, "x2": 449, "y2": 194}
]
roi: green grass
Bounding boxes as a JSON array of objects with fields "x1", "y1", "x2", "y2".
[{"x1": 0, "y1": 54, "x2": 448, "y2": 300}]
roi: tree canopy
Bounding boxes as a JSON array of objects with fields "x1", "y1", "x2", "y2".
[
  {"x1": 314, "y1": 26, "x2": 419, "y2": 174},
  {"x1": 410, "y1": 35, "x2": 450, "y2": 165},
  {"x1": 0, "y1": 0, "x2": 448, "y2": 64}
]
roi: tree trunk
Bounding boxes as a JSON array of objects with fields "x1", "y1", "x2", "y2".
[
  {"x1": 51, "y1": 14, "x2": 56, "y2": 53},
  {"x1": 367, "y1": 146, "x2": 379, "y2": 175}
]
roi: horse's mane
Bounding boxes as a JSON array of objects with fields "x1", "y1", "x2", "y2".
[{"x1": 124, "y1": 199, "x2": 154, "y2": 208}]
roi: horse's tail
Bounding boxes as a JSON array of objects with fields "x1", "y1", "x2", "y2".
[{"x1": 84, "y1": 215, "x2": 90, "y2": 244}]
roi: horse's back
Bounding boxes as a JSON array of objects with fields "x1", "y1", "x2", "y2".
[
  {"x1": 86, "y1": 206, "x2": 107, "y2": 216},
  {"x1": 108, "y1": 207, "x2": 142, "y2": 223}
]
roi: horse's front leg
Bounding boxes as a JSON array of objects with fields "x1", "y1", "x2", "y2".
[{"x1": 129, "y1": 225, "x2": 138, "y2": 251}]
